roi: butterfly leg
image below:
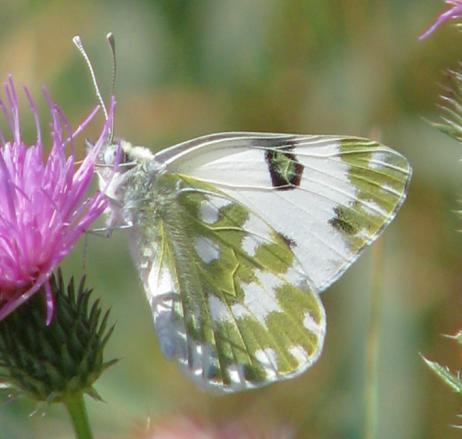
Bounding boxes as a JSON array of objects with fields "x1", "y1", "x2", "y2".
[
  {"x1": 86, "y1": 223, "x2": 134, "y2": 237},
  {"x1": 87, "y1": 194, "x2": 134, "y2": 237}
]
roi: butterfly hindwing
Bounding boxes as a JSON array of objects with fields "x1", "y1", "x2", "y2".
[
  {"x1": 158, "y1": 133, "x2": 412, "y2": 291},
  {"x1": 131, "y1": 172, "x2": 326, "y2": 392}
]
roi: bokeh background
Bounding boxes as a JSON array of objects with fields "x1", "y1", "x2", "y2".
[{"x1": 1, "y1": 0, "x2": 462, "y2": 438}]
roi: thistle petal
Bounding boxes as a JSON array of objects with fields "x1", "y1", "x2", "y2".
[
  {"x1": 0, "y1": 78, "x2": 111, "y2": 321},
  {"x1": 420, "y1": 1, "x2": 462, "y2": 40}
]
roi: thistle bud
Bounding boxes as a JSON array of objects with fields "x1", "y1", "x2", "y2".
[{"x1": 0, "y1": 271, "x2": 117, "y2": 403}]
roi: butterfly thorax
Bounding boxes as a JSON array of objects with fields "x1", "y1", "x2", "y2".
[{"x1": 98, "y1": 140, "x2": 166, "y2": 231}]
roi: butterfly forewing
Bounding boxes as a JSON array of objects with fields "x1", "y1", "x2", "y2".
[
  {"x1": 132, "y1": 172, "x2": 326, "y2": 392},
  {"x1": 158, "y1": 133, "x2": 412, "y2": 292}
]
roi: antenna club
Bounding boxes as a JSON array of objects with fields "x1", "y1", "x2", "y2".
[
  {"x1": 72, "y1": 36, "x2": 82, "y2": 47},
  {"x1": 106, "y1": 33, "x2": 117, "y2": 126},
  {"x1": 106, "y1": 33, "x2": 115, "y2": 47}
]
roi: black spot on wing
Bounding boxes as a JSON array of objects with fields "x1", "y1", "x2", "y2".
[
  {"x1": 278, "y1": 232, "x2": 297, "y2": 249},
  {"x1": 329, "y1": 206, "x2": 359, "y2": 235},
  {"x1": 264, "y1": 146, "x2": 304, "y2": 190}
]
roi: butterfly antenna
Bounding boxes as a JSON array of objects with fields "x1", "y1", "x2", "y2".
[
  {"x1": 106, "y1": 33, "x2": 117, "y2": 98},
  {"x1": 106, "y1": 32, "x2": 117, "y2": 141},
  {"x1": 72, "y1": 35, "x2": 109, "y2": 122}
]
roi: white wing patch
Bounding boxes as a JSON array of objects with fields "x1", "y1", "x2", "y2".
[
  {"x1": 241, "y1": 211, "x2": 275, "y2": 257},
  {"x1": 303, "y1": 312, "x2": 323, "y2": 332},
  {"x1": 194, "y1": 236, "x2": 220, "y2": 263},
  {"x1": 240, "y1": 273, "x2": 282, "y2": 325},
  {"x1": 199, "y1": 197, "x2": 231, "y2": 224},
  {"x1": 289, "y1": 345, "x2": 309, "y2": 364},
  {"x1": 255, "y1": 348, "x2": 278, "y2": 379},
  {"x1": 208, "y1": 295, "x2": 228, "y2": 322}
]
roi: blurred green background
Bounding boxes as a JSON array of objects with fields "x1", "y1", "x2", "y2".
[{"x1": 1, "y1": 0, "x2": 462, "y2": 438}]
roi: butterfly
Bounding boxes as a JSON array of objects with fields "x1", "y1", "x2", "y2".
[{"x1": 96, "y1": 131, "x2": 411, "y2": 393}]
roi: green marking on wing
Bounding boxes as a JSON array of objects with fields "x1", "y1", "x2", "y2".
[
  {"x1": 214, "y1": 280, "x2": 325, "y2": 383},
  {"x1": 330, "y1": 138, "x2": 411, "y2": 251},
  {"x1": 138, "y1": 171, "x2": 325, "y2": 391}
]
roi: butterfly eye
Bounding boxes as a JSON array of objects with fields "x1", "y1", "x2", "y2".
[
  {"x1": 120, "y1": 149, "x2": 129, "y2": 164},
  {"x1": 103, "y1": 145, "x2": 120, "y2": 165}
]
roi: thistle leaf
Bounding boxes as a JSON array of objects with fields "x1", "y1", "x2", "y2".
[{"x1": 422, "y1": 355, "x2": 462, "y2": 393}]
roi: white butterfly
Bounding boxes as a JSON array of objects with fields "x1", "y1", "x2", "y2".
[
  {"x1": 96, "y1": 131, "x2": 411, "y2": 393},
  {"x1": 72, "y1": 34, "x2": 411, "y2": 393}
]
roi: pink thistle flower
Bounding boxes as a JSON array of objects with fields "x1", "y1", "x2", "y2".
[
  {"x1": 420, "y1": 1, "x2": 462, "y2": 40},
  {"x1": 137, "y1": 414, "x2": 293, "y2": 439},
  {"x1": 0, "y1": 76, "x2": 111, "y2": 324}
]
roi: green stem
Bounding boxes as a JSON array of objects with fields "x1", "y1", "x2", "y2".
[
  {"x1": 63, "y1": 393, "x2": 94, "y2": 439},
  {"x1": 364, "y1": 239, "x2": 384, "y2": 439}
]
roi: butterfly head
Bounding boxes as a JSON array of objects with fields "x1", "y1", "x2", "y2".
[
  {"x1": 75, "y1": 34, "x2": 158, "y2": 186},
  {"x1": 94, "y1": 139, "x2": 129, "y2": 168},
  {"x1": 98, "y1": 139, "x2": 155, "y2": 166},
  {"x1": 74, "y1": 34, "x2": 129, "y2": 172}
]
